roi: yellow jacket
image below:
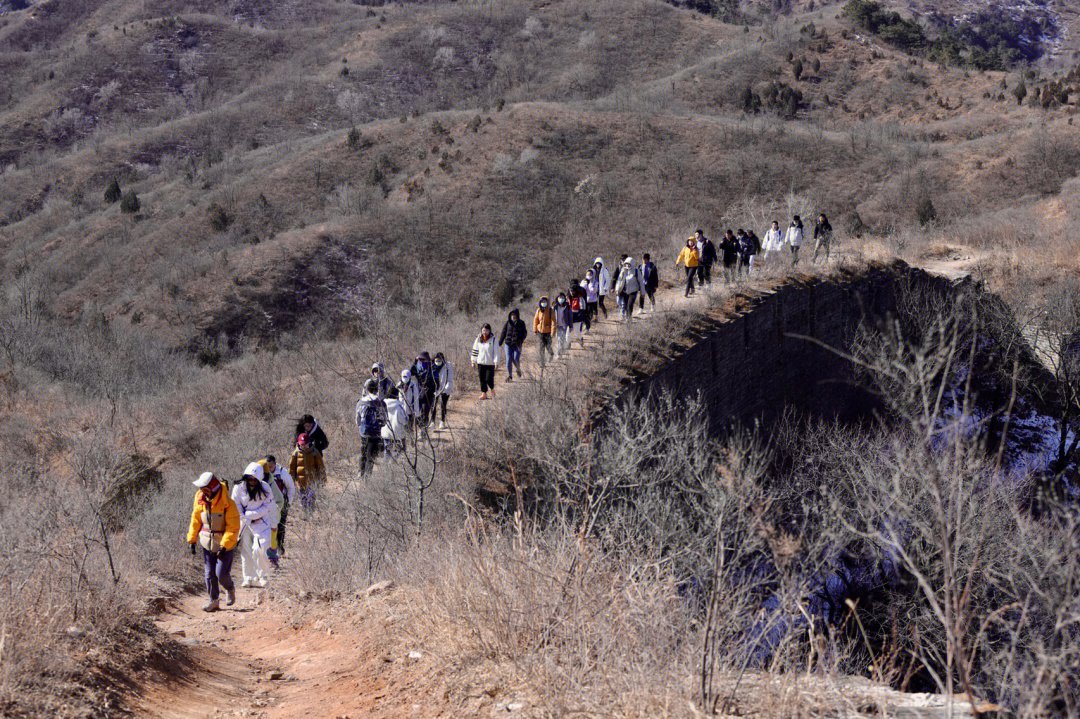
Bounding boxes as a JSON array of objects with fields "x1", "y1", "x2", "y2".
[
  {"x1": 186, "y1": 487, "x2": 240, "y2": 551},
  {"x1": 676, "y1": 246, "x2": 700, "y2": 268},
  {"x1": 289, "y1": 446, "x2": 326, "y2": 490},
  {"x1": 533, "y1": 301, "x2": 556, "y2": 335}
]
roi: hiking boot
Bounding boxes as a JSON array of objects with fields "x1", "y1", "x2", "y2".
[
  {"x1": 479, "y1": 392, "x2": 488, "y2": 400},
  {"x1": 225, "y1": 588, "x2": 236, "y2": 606},
  {"x1": 439, "y1": 421, "x2": 447, "y2": 430},
  {"x1": 241, "y1": 578, "x2": 253, "y2": 588},
  {"x1": 202, "y1": 598, "x2": 220, "y2": 613},
  {"x1": 506, "y1": 375, "x2": 513, "y2": 383},
  {"x1": 268, "y1": 556, "x2": 279, "y2": 570},
  {"x1": 257, "y1": 577, "x2": 268, "y2": 588},
  {"x1": 516, "y1": 367, "x2": 522, "y2": 378}
]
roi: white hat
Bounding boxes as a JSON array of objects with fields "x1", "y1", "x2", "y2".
[
  {"x1": 371, "y1": 362, "x2": 383, "y2": 372},
  {"x1": 243, "y1": 461, "x2": 264, "y2": 482},
  {"x1": 193, "y1": 471, "x2": 216, "y2": 488}
]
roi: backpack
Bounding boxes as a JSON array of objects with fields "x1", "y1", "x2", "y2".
[
  {"x1": 358, "y1": 398, "x2": 387, "y2": 437},
  {"x1": 570, "y1": 295, "x2": 582, "y2": 312}
]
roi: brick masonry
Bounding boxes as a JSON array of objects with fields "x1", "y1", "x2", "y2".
[{"x1": 616, "y1": 264, "x2": 961, "y2": 432}]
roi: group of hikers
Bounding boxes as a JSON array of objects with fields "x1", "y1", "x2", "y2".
[
  {"x1": 186, "y1": 217, "x2": 836, "y2": 611},
  {"x1": 675, "y1": 214, "x2": 833, "y2": 297},
  {"x1": 186, "y1": 415, "x2": 328, "y2": 611}
]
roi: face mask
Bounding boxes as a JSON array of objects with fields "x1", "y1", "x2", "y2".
[
  {"x1": 558, "y1": 298, "x2": 566, "y2": 305},
  {"x1": 540, "y1": 302, "x2": 548, "y2": 308}
]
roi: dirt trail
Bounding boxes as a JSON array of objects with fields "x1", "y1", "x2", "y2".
[
  {"x1": 138, "y1": 254, "x2": 967, "y2": 718},
  {"x1": 137, "y1": 274, "x2": 711, "y2": 718}
]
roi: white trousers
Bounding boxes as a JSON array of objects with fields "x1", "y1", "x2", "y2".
[{"x1": 238, "y1": 526, "x2": 270, "y2": 583}]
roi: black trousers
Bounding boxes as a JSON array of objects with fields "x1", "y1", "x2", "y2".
[
  {"x1": 360, "y1": 436, "x2": 383, "y2": 476},
  {"x1": 478, "y1": 364, "x2": 496, "y2": 393},
  {"x1": 598, "y1": 295, "x2": 608, "y2": 318},
  {"x1": 684, "y1": 266, "x2": 696, "y2": 295},
  {"x1": 438, "y1": 393, "x2": 449, "y2": 422},
  {"x1": 700, "y1": 262, "x2": 712, "y2": 285}
]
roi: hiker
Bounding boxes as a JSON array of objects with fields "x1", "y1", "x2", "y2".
[
  {"x1": 741, "y1": 230, "x2": 761, "y2": 276},
  {"x1": 554, "y1": 293, "x2": 573, "y2": 358},
  {"x1": 592, "y1": 257, "x2": 612, "y2": 318},
  {"x1": 356, "y1": 379, "x2": 387, "y2": 476},
  {"x1": 785, "y1": 215, "x2": 804, "y2": 266},
  {"x1": 675, "y1": 238, "x2": 700, "y2": 297},
  {"x1": 613, "y1": 255, "x2": 630, "y2": 319},
  {"x1": 813, "y1": 213, "x2": 833, "y2": 263},
  {"x1": 258, "y1": 455, "x2": 296, "y2": 565},
  {"x1": 471, "y1": 323, "x2": 499, "y2": 399},
  {"x1": 698, "y1": 231, "x2": 717, "y2": 287},
  {"x1": 570, "y1": 279, "x2": 589, "y2": 338},
  {"x1": 382, "y1": 386, "x2": 410, "y2": 456},
  {"x1": 533, "y1": 296, "x2": 556, "y2": 368},
  {"x1": 639, "y1": 253, "x2": 659, "y2": 312},
  {"x1": 583, "y1": 269, "x2": 600, "y2": 325},
  {"x1": 231, "y1": 462, "x2": 276, "y2": 588},
  {"x1": 762, "y1": 220, "x2": 784, "y2": 267},
  {"x1": 411, "y1": 352, "x2": 438, "y2": 427},
  {"x1": 432, "y1": 352, "x2": 453, "y2": 430},
  {"x1": 719, "y1": 230, "x2": 739, "y2": 284},
  {"x1": 294, "y1": 414, "x2": 328, "y2": 456},
  {"x1": 614, "y1": 256, "x2": 643, "y2": 323},
  {"x1": 289, "y1": 432, "x2": 326, "y2": 510},
  {"x1": 187, "y1": 472, "x2": 240, "y2": 612},
  {"x1": 370, "y1": 363, "x2": 393, "y2": 400},
  {"x1": 397, "y1": 369, "x2": 420, "y2": 422},
  {"x1": 498, "y1": 309, "x2": 528, "y2": 382}
]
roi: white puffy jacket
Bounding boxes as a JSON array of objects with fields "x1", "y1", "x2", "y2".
[
  {"x1": 382, "y1": 398, "x2": 411, "y2": 442},
  {"x1": 231, "y1": 480, "x2": 277, "y2": 544},
  {"x1": 785, "y1": 224, "x2": 804, "y2": 248},
  {"x1": 763, "y1": 228, "x2": 784, "y2": 252},
  {"x1": 615, "y1": 263, "x2": 643, "y2": 294},
  {"x1": 471, "y1": 335, "x2": 499, "y2": 366},
  {"x1": 593, "y1": 257, "x2": 612, "y2": 296}
]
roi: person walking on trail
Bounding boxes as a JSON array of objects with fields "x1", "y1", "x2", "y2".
[
  {"x1": 289, "y1": 432, "x2": 326, "y2": 510},
  {"x1": 294, "y1": 415, "x2": 328, "y2": 456},
  {"x1": 533, "y1": 296, "x2": 556, "y2": 368},
  {"x1": 639, "y1": 253, "x2": 659, "y2": 312},
  {"x1": 397, "y1": 369, "x2": 420, "y2": 422},
  {"x1": 569, "y1": 279, "x2": 589, "y2": 338},
  {"x1": 719, "y1": 230, "x2": 739, "y2": 284},
  {"x1": 411, "y1": 352, "x2": 438, "y2": 428},
  {"x1": 370, "y1": 363, "x2": 393, "y2": 400},
  {"x1": 382, "y1": 386, "x2": 410, "y2": 456},
  {"x1": 762, "y1": 220, "x2": 784, "y2": 267},
  {"x1": 432, "y1": 352, "x2": 453, "y2": 430},
  {"x1": 740, "y1": 230, "x2": 761, "y2": 276},
  {"x1": 592, "y1": 258, "x2": 612, "y2": 319},
  {"x1": 675, "y1": 239, "x2": 700, "y2": 298},
  {"x1": 258, "y1": 455, "x2": 296, "y2": 565},
  {"x1": 553, "y1": 293, "x2": 573, "y2": 358},
  {"x1": 356, "y1": 379, "x2": 388, "y2": 476},
  {"x1": 231, "y1": 463, "x2": 276, "y2": 588},
  {"x1": 187, "y1": 472, "x2": 240, "y2": 612},
  {"x1": 614, "y1": 257, "x2": 644, "y2": 323},
  {"x1": 471, "y1": 323, "x2": 499, "y2": 400},
  {"x1": 813, "y1": 213, "x2": 833, "y2": 263},
  {"x1": 698, "y1": 231, "x2": 717, "y2": 287},
  {"x1": 498, "y1": 309, "x2": 528, "y2": 382},
  {"x1": 785, "y1": 215, "x2": 804, "y2": 266},
  {"x1": 583, "y1": 270, "x2": 600, "y2": 326}
]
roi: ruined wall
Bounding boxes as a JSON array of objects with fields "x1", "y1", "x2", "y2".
[{"x1": 618, "y1": 264, "x2": 961, "y2": 431}]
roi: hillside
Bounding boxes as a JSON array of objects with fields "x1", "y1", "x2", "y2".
[
  {"x1": 2, "y1": 0, "x2": 1079, "y2": 355},
  {"x1": 5, "y1": 1, "x2": 1080, "y2": 717}
]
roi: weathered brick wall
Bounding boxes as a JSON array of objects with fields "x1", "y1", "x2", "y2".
[{"x1": 618, "y1": 264, "x2": 959, "y2": 431}]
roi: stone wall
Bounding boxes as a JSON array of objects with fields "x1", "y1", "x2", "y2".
[{"x1": 615, "y1": 264, "x2": 962, "y2": 432}]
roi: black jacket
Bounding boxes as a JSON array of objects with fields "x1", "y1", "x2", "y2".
[
  {"x1": 642, "y1": 261, "x2": 659, "y2": 292},
  {"x1": 499, "y1": 315, "x2": 528, "y2": 347},
  {"x1": 296, "y1": 423, "x2": 329, "y2": 453},
  {"x1": 700, "y1": 239, "x2": 717, "y2": 266},
  {"x1": 814, "y1": 219, "x2": 833, "y2": 240},
  {"x1": 719, "y1": 237, "x2": 739, "y2": 265},
  {"x1": 411, "y1": 361, "x2": 438, "y2": 395}
]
